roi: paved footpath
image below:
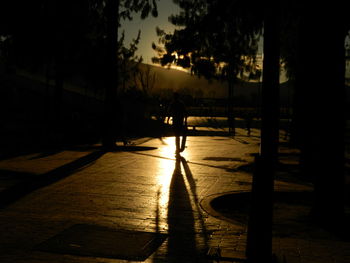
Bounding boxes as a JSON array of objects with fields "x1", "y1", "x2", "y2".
[{"x1": 0, "y1": 131, "x2": 349, "y2": 262}]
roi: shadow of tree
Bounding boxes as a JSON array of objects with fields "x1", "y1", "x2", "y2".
[{"x1": 0, "y1": 150, "x2": 105, "y2": 208}]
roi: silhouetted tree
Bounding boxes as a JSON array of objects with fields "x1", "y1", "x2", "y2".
[
  {"x1": 158, "y1": 0, "x2": 350, "y2": 259},
  {"x1": 93, "y1": 0, "x2": 159, "y2": 149},
  {"x1": 264, "y1": 3, "x2": 349, "y2": 230},
  {"x1": 293, "y1": 2, "x2": 349, "y2": 228},
  {"x1": 0, "y1": 0, "x2": 90, "y2": 142},
  {"x1": 0, "y1": 0, "x2": 159, "y2": 148},
  {"x1": 152, "y1": 0, "x2": 263, "y2": 136},
  {"x1": 246, "y1": 1, "x2": 280, "y2": 262},
  {"x1": 266, "y1": 1, "x2": 349, "y2": 228},
  {"x1": 153, "y1": 3, "x2": 280, "y2": 260},
  {"x1": 119, "y1": 31, "x2": 142, "y2": 93},
  {"x1": 134, "y1": 64, "x2": 157, "y2": 96}
]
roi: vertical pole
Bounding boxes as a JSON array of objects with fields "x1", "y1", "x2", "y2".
[
  {"x1": 298, "y1": 3, "x2": 346, "y2": 227},
  {"x1": 103, "y1": 0, "x2": 120, "y2": 149},
  {"x1": 228, "y1": 63, "x2": 235, "y2": 136},
  {"x1": 260, "y1": 0, "x2": 280, "y2": 168},
  {"x1": 246, "y1": 1, "x2": 280, "y2": 262}
]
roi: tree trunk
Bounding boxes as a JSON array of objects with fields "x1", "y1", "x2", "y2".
[
  {"x1": 102, "y1": 0, "x2": 120, "y2": 149},
  {"x1": 227, "y1": 64, "x2": 236, "y2": 136},
  {"x1": 50, "y1": 0, "x2": 65, "y2": 145},
  {"x1": 246, "y1": 1, "x2": 280, "y2": 262},
  {"x1": 53, "y1": 49, "x2": 64, "y2": 127},
  {"x1": 297, "y1": 4, "x2": 346, "y2": 228}
]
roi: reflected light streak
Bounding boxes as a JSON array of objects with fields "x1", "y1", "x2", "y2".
[
  {"x1": 155, "y1": 136, "x2": 191, "y2": 211},
  {"x1": 156, "y1": 137, "x2": 177, "y2": 210}
]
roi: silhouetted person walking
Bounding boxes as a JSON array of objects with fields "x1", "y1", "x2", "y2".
[
  {"x1": 167, "y1": 92, "x2": 187, "y2": 155},
  {"x1": 244, "y1": 111, "x2": 252, "y2": 136}
]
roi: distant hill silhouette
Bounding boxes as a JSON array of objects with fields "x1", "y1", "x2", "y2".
[
  {"x1": 3, "y1": 62, "x2": 349, "y2": 108},
  {"x1": 139, "y1": 63, "x2": 294, "y2": 106},
  {"x1": 136, "y1": 63, "x2": 227, "y2": 99}
]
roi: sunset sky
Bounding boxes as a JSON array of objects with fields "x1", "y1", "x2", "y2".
[
  {"x1": 120, "y1": 1, "x2": 350, "y2": 82},
  {"x1": 120, "y1": 0, "x2": 180, "y2": 64}
]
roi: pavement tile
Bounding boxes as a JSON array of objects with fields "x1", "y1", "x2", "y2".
[{"x1": 0, "y1": 135, "x2": 349, "y2": 263}]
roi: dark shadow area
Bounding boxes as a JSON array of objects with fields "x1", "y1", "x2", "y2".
[
  {"x1": 0, "y1": 138, "x2": 100, "y2": 161},
  {"x1": 237, "y1": 160, "x2": 316, "y2": 187},
  {"x1": 180, "y1": 157, "x2": 210, "y2": 250},
  {"x1": 0, "y1": 140, "x2": 158, "y2": 161},
  {"x1": 167, "y1": 156, "x2": 197, "y2": 262},
  {"x1": 66, "y1": 145, "x2": 105, "y2": 152},
  {"x1": 112, "y1": 146, "x2": 158, "y2": 152},
  {"x1": 29, "y1": 149, "x2": 63, "y2": 160},
  {"x1": 19, "y1": 145, "x2": 157, "y2": 161},
  {"x1": 232, "y1": 137, "x2": 250, "y2": 145},
  {"x1": 0, "y1": 150, "x2": 105, "y2": 208},
  {"x1": 0, "y1": 74, "x2": 103, "y2": 160},
  {"x1": 186, "y1": 129, "x2": 231, "y2": 137},
  {"x1": 37, "y1": 224, "x2": 167, "y2": 261},
  {"x1": 0, "y1": 71, "x2": 164, "y2": 161},
  {"x1": 151, "y1": 189, "x2": 163, "y2": 261},
  {"x1": 232, "y1": 163, "x2": 254, "y2": 173},
  {"x1": 0, "y1": 169, "x2": 35, "y2": 180},
  {"x1": 41, "y1": 143, "x2": 157, "y2": 154},
  {"x1": 184, "y1": 129, "x2": 257, "y2": 140},
  {"x1": 155, "y1": 189, "x2": 161, "y2": 234},
  {"x1": 242, "y1": 151, "x2": 314, "y2": 186},
  {"x1": 203, "y1": 157, "x2": 246, "y2": 162},
  {"x1": 206, "y1": 191, "x2": 350, "y2": 241}
]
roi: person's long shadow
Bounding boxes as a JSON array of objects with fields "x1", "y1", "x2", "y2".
[
  {"x1": 0, "y1": 150, "x2": 105, "y2": 208},
  {"x1": 167, "y1": 156, "x2": 197, "y2": 262},
  {"x1": 180, "y1": 157, "x2": 210, "y2": 249}
]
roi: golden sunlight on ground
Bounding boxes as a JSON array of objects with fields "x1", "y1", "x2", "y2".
[
  {"x1": 155, "y1": 137, "x2": 177, "y2": 210},
  {"x1": 155, "y1": 136, "x2": 191, "y2": 212}
]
